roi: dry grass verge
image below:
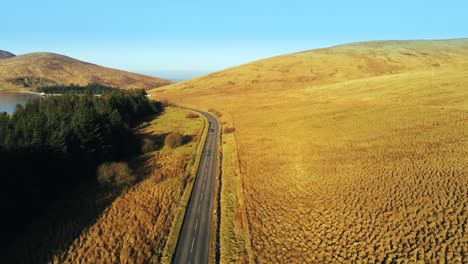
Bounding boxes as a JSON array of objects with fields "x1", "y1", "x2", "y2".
[
  {"x1": 160, "y1": 109, "x2": 209, "y2": 264},
  {"x1": 219, "y1": 116, "x2": 253, "y2": 264}
]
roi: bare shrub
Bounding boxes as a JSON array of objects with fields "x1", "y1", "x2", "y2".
[
  {"x1": 97, "y1": 162, "x2": 136, "y2": 187},
  {"x1": 223, "y1": 127, "x2": 235, "y2": 133},
  {"x1": 208, "y1": 108, "x2": 223, "y2": 117},
  {"x1": 164, "y1": 130, "x2": 183, "y2": 149},
  {"x1": 186, "y1": 112, "x2": 199, "y2": 119},
  {"x1": 141, "y1": 137, "x2": 158, "y2": 153},
  {"x1": 150, "y1": 170, "x2": 165, "y2": 184}
]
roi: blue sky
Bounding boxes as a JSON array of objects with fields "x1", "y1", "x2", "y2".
[{"x1": 1, "y1": 0, "x2": 467, "y2": 79}]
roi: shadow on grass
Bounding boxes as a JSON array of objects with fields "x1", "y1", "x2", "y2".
[
  {"x1": 183, "y1": 135, "x2": 195, "y2": 145},
  {"x1": 3, "y1": 127, "x2": 160, "y2": 264},
  {"x1": 5, "y1": 153, "x2": 155, "y2": 264},
  {"x1": 141, "y1": 132, "x2": 170, "y2": 152},
  {"x1": 4, "y1": 180, "x2": 121, "y2": 263}
]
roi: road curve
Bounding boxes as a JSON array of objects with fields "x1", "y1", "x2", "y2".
[{"x1": 173, "y1": 109, "x2": 219, "y2": 264}]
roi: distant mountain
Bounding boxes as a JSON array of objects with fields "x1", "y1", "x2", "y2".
[
  {"x1": 0, "y1": 50, "x2": 15, "y2": 59},
  {"x1": 0, "y1": 52, "x2": 172, "y2": 90}
]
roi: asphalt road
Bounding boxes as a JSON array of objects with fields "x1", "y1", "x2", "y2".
[{"x1": 173, "y1": 110, "x2": 218, "y2": 264}]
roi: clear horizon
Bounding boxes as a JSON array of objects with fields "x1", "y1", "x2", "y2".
[{"x1": 2, "y1": 0, "x2": 467, "y2": 78}]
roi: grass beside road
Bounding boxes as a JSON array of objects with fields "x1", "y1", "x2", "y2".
[
  {"x1": 219, "y1": 114, "x2": 253, "y2": 264},
  {"x1": 160, "y1": 108, "x2": 209, "y2": 264}
]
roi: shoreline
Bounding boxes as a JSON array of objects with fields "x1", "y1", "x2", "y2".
[{"x1": 0, "y1": 89, "x2": 41, "y2": 95}]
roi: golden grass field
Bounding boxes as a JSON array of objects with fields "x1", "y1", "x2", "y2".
[
  {"x1": 150, "y1": 39, "x2": 468, "y2": 263},
  {"x1": 0, "y1": 52, "x2": 171, "y2": 91}
]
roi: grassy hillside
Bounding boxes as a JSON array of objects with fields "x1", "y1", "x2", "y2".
[
  {"x1": 150, "y1": 39, "x2": 468, "y2": 263},
  {"x1": 159, "y1": 38, "x2": 468, "y2": 95},
  {"x1": 0, "y1": 52, "x2": 171, "y2": 90}
]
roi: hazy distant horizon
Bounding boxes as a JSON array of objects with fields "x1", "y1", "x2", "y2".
[{"x1": 139, "y1": 70, "x2": 211, "y2": 82}]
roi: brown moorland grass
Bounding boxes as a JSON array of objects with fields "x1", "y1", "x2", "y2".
[
  {"x1": 50, "y1": 107, "x2": 205, "y2": 264},
  {"x1": 150, "y1": 39, "x2": 468, "y2": 263},
  {"x1": 0, "y1": 52, "x2": 171, "y2": 91}
]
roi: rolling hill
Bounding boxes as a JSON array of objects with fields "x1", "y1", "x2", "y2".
[
  {"x1": 0, "y1": 50, "x2": 15, "y2": 59},
  {"x1": 156, "y1": 38, "x2": 468, "y2": 96},
  {"x1": 150, "y1": 39, "x2": 468, "y2": 263},
  {"x1": 0, "y1": 52, "x2": 171, "y2": 91}
]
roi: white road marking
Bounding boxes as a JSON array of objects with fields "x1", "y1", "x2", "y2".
[
  {"x1": 198, "y1": 204, "x2": 201, "y2": 213},
  {"x1": 191, "y1": 237, "x2": 195, "y2": 252},
  {"x1": 195, "y1": 218, "x2": 199, "y2": 231},
  {"x1": 201, "y1": 191, "x2": 204, "y2": 199},
  {"x1": 203, "y1": 182, "x2": 205, "y2": 189}
]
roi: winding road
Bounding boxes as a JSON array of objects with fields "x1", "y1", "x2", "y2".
[{"x1": 173, "y1": 110, "x2": 219, "y2": 264}]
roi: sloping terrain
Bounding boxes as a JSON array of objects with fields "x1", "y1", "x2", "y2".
[
  {"x1": 0, "y1": 50, "x2": 15, "y2": 59},
  {"x1": 0, "y1": 52, "x2": 171, "y2": 90},
  {"x1": 159, "y1": 39, "x2": 468, "y2": 95},
  {"x1": 150, "y1": 39, "x2": 468, "y2": 263}
]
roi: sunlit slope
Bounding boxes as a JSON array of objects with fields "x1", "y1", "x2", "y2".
[
  {"x1": 160, "y1": 38, "x2": 468, "y2": 95},
  {"x1": 150, "y1": 39, "x2": 468, "y2": 263},
  {"x1": 0, "y1": 52, "x2": 171, "y2": 90}
]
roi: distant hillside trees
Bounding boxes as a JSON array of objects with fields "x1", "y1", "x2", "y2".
[{"x1": 38, "y1": 83, "x2": 120, "y2": 94}]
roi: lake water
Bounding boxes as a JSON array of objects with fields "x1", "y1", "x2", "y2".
[{"x1": 0, "y1": 91, "x2": 41, "y2": 114}]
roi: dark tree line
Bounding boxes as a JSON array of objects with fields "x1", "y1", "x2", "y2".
[
  {"x1": 38, "y1": 83, "x2": 119, "y2": 94},
  {"x1": 0, "y1": 88, "x2": 161, "y2": 158},
  {"x1": 0, "y1": 88, "x2": 162, "y2": 243}
]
